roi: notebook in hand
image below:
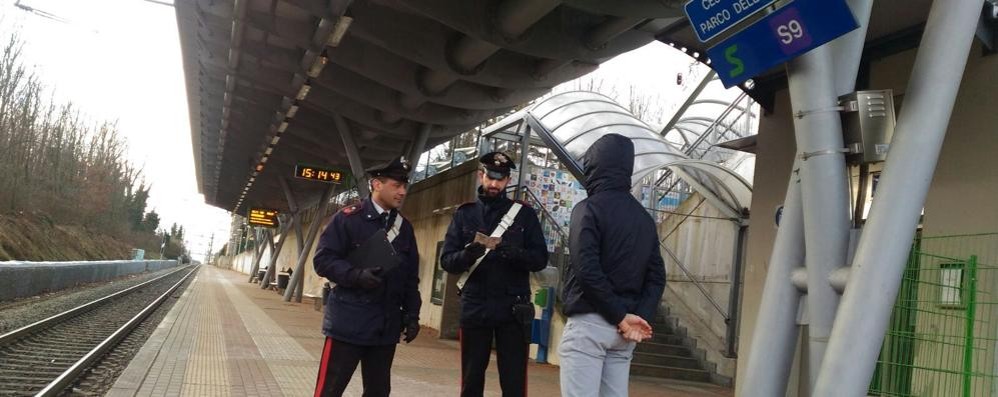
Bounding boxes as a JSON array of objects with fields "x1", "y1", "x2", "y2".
[{"x1": 347, "y1": 231, "x2": 403, "y2": 274}]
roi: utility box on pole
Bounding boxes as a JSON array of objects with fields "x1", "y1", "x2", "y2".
[{"x1": 840, "y1": 90, "x2": 897, "y2": 164}]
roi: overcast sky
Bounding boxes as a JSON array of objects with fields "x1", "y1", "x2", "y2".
[
  {"x1": 2, "y1": 0, "x2": 734, "y2": 262},
  {"x1": 3, "y1": 0, "x2": 230, "y2": 261}
]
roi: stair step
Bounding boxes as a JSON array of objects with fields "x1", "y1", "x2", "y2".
[
  {"x1": 633, "y1": 342, "x2": 691, "y2": 357},
  {"x1": 648, "y1": 333, "x2": 688, "y2": 346},
  {"x1": 632, "y1": 352, "x2": 702, "y2": 369},
  {"x1": 649, "y1": 320, "x2": 675, "y2": 330},
  {"x1": 629, "y1": 363, "x2": 712, "y2": 383}
]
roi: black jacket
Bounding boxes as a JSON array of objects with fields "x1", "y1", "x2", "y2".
[
  {"x1": 313, "y1": 199, "x2": 421, "y2": 346},
  {"x1": 441, "y1": 189, "x2": 548, "y2": 327},
  {"x1": 561, "y1": 134, "x2": 666, "y2": 325}
]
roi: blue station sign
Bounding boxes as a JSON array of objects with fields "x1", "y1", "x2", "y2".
[
  {"x1": 684, "y1": 0, "x2": 779, "y2": 42},
  {"x1": 707, "y1": 0, "x2": 859, "y2": 88}
]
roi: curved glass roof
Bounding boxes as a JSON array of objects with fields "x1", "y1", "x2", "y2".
[{"x1": 528, "y1": 90, "x2": 752, "y2": 219}]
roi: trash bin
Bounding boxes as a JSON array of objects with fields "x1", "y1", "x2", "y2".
[
  {"x1": 256, "y1": 270, "x2": 266, "y2": 283},
  {"x1": 277, "y1": 273, "x2": 290, "y2": 290}
]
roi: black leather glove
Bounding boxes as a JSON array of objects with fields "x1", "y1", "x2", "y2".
[
  {"x1": 463, "y1": 241, "x2": 487, "y2": 261},
  {"x1": 351, "y1": 266, "x2": 384, "y2": 289},
  {"x1": 402, "y1": 318, "x2": 420, "y2": 343},
  {"x1": 494, "y1": 244, "x2": 524, "y2": 262}
]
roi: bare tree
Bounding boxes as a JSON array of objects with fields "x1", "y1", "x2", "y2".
[{"x1": 0, "y1": 28, "x2": 160, "y2": 251}]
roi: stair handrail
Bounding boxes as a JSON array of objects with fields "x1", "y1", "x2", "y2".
[{"x1": 659, "y1": 239, "x2": 729, "y2": 321}]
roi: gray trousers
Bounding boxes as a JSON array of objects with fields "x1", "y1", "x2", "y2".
[{"x1": 558, "y1": 313, "x2": 637, "y2": 397}]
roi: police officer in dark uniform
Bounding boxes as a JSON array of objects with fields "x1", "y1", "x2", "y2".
[
  {"x1": 441, "y1": 152, "x2": 549, "y2": 397},
  {"x1": 312, "y1": 157, "x2": 422, "y2": 397}
]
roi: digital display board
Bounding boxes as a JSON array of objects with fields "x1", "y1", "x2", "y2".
[
  {"x1": 294, "y1": 163, "x2": 345, "y2": 184},
  {"x1": 248, "y1": 208, "x2": 279, "y2": 228}
]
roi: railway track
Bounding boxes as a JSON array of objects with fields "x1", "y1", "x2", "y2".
[{"x1": 0, "y1": 265, "x2": 198, "y2": 396}]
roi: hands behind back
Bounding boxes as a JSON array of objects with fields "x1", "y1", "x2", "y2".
[{"x1": 617, "y1": 314, "x2": 653, "y2": 343}]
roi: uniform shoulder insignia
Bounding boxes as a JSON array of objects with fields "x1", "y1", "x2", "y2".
[
  {"x1": 513, "y1": 199, "x2": 532, "y2": 208},
  {"x1": 341, "y1": 205, "x2": 359, "y2": 215}
]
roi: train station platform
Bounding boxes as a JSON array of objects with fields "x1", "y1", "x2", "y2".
[{"x1": 108, "y1": 265, "x2": 732, "y2": 397}]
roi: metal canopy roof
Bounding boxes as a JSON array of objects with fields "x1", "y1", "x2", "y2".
[{"x1": 176, "y1": 0, "x2": 697, "y2": 213}]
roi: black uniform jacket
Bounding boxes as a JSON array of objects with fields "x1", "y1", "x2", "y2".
[
  {"x1": 441, "y1": 189, "x2": 548, "y2": 327},
  {"x1": 313, "y1": 198, "x2": 421, "y2": 346}
]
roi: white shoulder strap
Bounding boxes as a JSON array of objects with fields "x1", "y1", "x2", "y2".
[
  {"x1": 456, "y1": 203, "x2": 523, "y2": 291},
  {"x1": 387, "y1": 214, "x2": 404, "y2": 243}
]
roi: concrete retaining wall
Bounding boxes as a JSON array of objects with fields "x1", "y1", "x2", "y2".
[{"x1": 0, "y1": 260, "x2": 180, "y2": 301}]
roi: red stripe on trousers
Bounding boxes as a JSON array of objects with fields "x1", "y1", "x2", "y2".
[
  {"x1": 459, "y1": 328, "x2": 463, "y2": 394},
  {"x1": 314, "y1": 337, "x2": 334, "y2": 397}
]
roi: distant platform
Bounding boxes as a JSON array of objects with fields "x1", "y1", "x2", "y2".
[{"x1": 108, "y1": 266, "x2": 731, "y2": 397}]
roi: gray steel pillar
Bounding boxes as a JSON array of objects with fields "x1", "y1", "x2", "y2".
[
  {"x1": 407, "y1": 124, "x2": 432, "y2": 176},
  {"x1": 295, "y1": 213, "x2": 305, "y2": 256},
  {"x1": 516, "y1": 123, "x2": 532, "y2": 199},
  {"x1": 247, "y1": 228, "x2": 270, "y2": 282},
  {"x1": 786, "y1": 43, "x2": 852, "y2": 389},
  {"x1": 284, "y1": 183, "x2": 337, "y2": 302},
  {"x1": 829, "y1": 0, "x2": 876, "y2": 96},
  {"x1": 333, "y1": 113, "x2": 369, "y2": 197},
  {"x1": 262, "y1": 177, "x2": 301, "y2": 287},
  {"x1": 813, "y1": 2, "x2": 984, "y2": 395},
  {"x1": 260, "y1": 216, "x2": 293, "y2": 289},
  {"x1": 739, "y1": 165, "x2": 805, "y2": 396}
]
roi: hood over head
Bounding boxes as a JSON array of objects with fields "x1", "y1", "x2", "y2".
[{"x1": 582, "y1": 134, "x2": 634, "y2": 195}]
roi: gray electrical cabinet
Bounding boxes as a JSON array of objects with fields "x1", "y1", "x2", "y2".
[{"x1": 839, "y1": 90, "x2": 897, "y2": 164}]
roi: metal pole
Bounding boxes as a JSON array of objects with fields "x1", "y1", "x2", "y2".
[
  {"x1": 264, "y1": 178, "x2": 301, "y2": 287},
  {"x1": 829, "y1": 0, "x2": 876, "y2": 96},
  {"x1": 284, "y1": 183, "x2": 337, "y2": 302},
  {"x1": 853, "y1": 164, "x2": 870, "y2": 228},
  {"x1": 962, "y1": 255, "x2": 979, "y2": 397},
  {"x1": 295, "y1": 212, "x2": 305, "y2": 258},
  {"x1": 407, "y1": 123, "x2": 432, "y2": 178},
  {"x1": 725, "y1": 222, "x2": 747, "y2": 358},
  {"x1": 261, "y1": 216, "x2": 292, "y2": 288},
  {"x1": 247, "y1": 228, "x2": 269, "y2": 282},
  {"x1": 294, "y1": 193, "x2": 334, "y2": 302},
  {"x1": 786, "y1": 43, "x2": 852, "y2": 389},
  {"x1": 516, "y1": 122, "x2": 531, "y2": 199},
  {"x1": 739, "y1": 167, "x2": 805, "y2": 397},
  {"x1": 813, "y1": 2, "x2": 984, "y2": 395},
  {"x1": 333, "y1": 113, "x2": 370, "y2": 197}
]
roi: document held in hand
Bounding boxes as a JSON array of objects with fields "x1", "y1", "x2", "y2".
[
  {"x1": 347, "y1": 231, "x2": 403, "y2": 274},
  {"x1": 474, "y1": 232, "x2": 502, "y2": 250}
]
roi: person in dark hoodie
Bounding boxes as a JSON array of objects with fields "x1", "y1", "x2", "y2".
[
  {"x1": 558, "y1": 134, "x2": 666, "y2": 397},
  {"x1": 441, "y1": 151, "x2": 549, "y2": 397}
]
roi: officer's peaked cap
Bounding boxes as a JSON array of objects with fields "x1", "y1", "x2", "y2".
[
  {"x1": 367, "y1": 156, "x2": 411, "y2": 183},
  {"x1": 479, "y1": 151, "x2": 516, "y2": 180}
]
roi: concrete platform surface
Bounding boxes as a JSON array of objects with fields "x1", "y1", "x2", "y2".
[{"x1": 109, "y1": 265, "x2": 733, "y2": 397}]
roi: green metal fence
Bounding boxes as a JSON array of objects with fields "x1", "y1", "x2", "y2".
[{"x1": 870, "y1": 233, "x2": 998, "y2": 397}]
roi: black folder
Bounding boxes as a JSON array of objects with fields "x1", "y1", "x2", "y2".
[{"x1": 347, "y1": 231, "x2": 403, "y2": 274}]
